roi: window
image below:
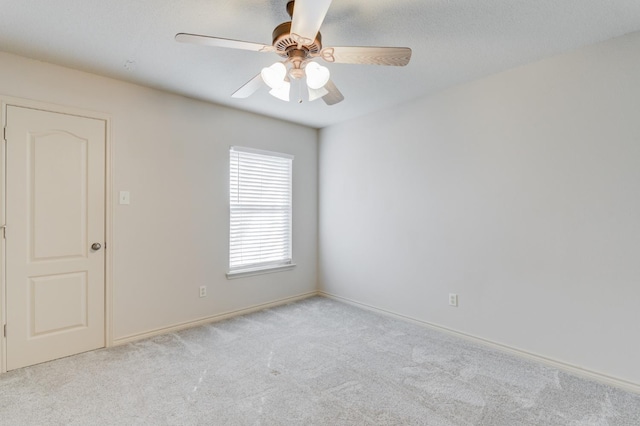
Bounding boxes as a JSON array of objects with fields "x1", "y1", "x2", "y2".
[{"x1": 227, "y1": 146, "x2": 294, "y2": 277}]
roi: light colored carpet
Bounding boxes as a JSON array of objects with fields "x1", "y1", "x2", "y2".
[{"x1": 0, "y1": 296, "x2": 639, "y2": 425}]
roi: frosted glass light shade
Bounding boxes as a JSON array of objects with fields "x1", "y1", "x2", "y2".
[
  {"x1": 308, "y1": 86, "x2": 329, "y2": 102},
  {"x1": 261, "y1": 62, "x2": 287, "y2": 89},
  {"x1": 305, "y1": 62, "x2": 330, "y2": 90},
  {"x1": 269, "y1": 81, "x2": 291, "y2": 101}
]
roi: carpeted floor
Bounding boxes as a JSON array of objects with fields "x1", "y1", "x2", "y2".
[{"x1": 0, "y1": 296, "x2": 639, "y2": 425}]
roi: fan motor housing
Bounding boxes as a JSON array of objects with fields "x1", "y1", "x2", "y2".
[{"x1": 272, "y1": 21, "x2": 322, "y2": 58}]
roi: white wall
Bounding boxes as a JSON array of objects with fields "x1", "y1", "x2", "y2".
[
  {"x1": 0, "y1": 52, "x2": 318, "y2": 343},
  {"x1": 319, "y1": 32, "x2": 640, "y2": 386}
]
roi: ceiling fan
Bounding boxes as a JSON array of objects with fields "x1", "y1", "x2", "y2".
[{"x1": 176, "y1": 0, "x2": 411, "y2": 105}]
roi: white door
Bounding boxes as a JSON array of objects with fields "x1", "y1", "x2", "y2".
[{"x1": 5, "y1": 105, "x2": 106, "y2": 370}]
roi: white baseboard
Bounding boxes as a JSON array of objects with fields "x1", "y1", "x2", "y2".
[
  {"x1": 112, "y1": 291, "x2": 319, "y2": 346},
  {"x1": 319, "y1": 291, "x2": 640, "y2": 395}
]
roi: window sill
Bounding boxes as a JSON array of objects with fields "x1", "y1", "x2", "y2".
[{"x1": 226, "y1": 263, "x2": 296, "y2": 280}]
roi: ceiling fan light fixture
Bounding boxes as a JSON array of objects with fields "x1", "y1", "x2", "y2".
[
  {"x1": 305, "y1": 61, "x2": 330, "y2": 90},
  {"x1": 261, "y1": 62, "x2": 288, "y2": 89},
  {"x1": 269, "y1": 81, "x2": 291, "y2": 102},
  {"x1": 177, "y1": 0, "x2": 411, "y2": 106}
]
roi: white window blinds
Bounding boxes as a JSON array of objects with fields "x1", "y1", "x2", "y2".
[{"x1": 229, "y1": 146, "x2": 293, "y2": 272}]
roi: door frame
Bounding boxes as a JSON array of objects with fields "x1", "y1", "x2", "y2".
[{"x1": 0, "y1": 96, "x2": 113, "y2": 374}]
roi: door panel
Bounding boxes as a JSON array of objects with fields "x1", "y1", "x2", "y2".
[
  {"x1": 31, "y1": 272, "x2": 88, "y2": 336},
  {"x1": 5, "y1": 106, "x2": 105, "y2": 370},
  {"x1": 32, "y1": 131, "x2": 88, "y2": 260}
]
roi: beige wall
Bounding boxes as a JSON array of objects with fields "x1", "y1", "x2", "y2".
[
  {"x1": 319, "y1": 32, "x2": 640, "y2": 388},
  {"x1": 0, "y1": 51, "x2": 318, "y2": 345}
]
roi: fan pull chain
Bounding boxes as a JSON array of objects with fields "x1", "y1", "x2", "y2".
[{"x1": 298, "y1": 78, "x2": 303, "y2": 103}]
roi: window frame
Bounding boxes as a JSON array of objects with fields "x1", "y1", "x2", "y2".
[{"x1": 226, "y1": 146, "x2": 295, "y2": 279}]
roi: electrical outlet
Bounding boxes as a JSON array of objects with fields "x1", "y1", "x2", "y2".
[
  {"x1": 449, "y1": 293, "x2": 458, "y2": 307},
  {"x1": 199, "y1": 285, "x2": 207, "y2": 298}
]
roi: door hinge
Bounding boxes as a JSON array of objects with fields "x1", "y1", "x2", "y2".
[
  {"x1": 3, "y1": 127, "x2": 6, "y2": 141},
  {"x1": 3, "y1": 324, "x2": 6, "y2": 338},
  {"x1": 1, "y1": 225, "x2": 5, "y2": 239}
]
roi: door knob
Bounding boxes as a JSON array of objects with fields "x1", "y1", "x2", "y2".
[{"x1": 91, "y1": 242, "x2": 102, "y2": 251}]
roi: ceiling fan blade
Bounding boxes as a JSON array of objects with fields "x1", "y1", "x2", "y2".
[
  {"x1": 175, "y1": 33, "x2": 275, "y2": 53},
  {"x1": 320, "y1": 46, "x2": 412, "y2": 66},
  {"x1": 231, "y1": 73, "x2": 264, "y2": 98},
  {"x1": 290, "y1": 0, "x2": 332, "y2": 46},
  {"x1": 322, "y1": 80, "x2": 344, "y2": 106}
]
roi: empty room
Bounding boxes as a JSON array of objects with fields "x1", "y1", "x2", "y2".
[{"x1": 1, "y1": 0, "x2": 639, "y2": 424}]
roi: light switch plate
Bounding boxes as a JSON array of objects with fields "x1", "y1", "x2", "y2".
[{"x1": 119, "y1": 191, "x2": 130, "y2": 205}]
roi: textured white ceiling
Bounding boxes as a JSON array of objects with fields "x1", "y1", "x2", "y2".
[{"x1": 1, "y1": 0, "x2": 640, "y2": 128}]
